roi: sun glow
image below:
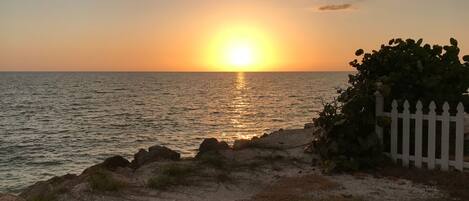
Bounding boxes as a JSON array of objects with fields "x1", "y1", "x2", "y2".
[
  {"x1": 226, "y1": 41, "x2": 255, "y2": 67},
  {"x1": 205, "y1": 25, "x2": 279, "y2": 72}
]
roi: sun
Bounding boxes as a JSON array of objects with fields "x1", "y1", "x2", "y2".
[
  {"x1": 226, "y1": 41, "x2": 255, "y2": 67},
  {"x1": 205, "y1": 25, "x2": 279, "y2": 72}
]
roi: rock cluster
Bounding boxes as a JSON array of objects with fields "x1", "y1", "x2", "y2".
[
  {"x1": 9, "y1": 127, "x2": 317, "y2": 201},
  {"x1": 131, "y1": 145, "x2": 180, "y2": 168}
]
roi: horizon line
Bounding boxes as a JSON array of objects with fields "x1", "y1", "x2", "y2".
[{"x1": 0, "y1": 70, "x2": 355, "y2": 73}]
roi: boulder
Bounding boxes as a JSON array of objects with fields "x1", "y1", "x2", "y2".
[
  {"x1": 0, "y1": 194, "x2": 25, "y2": 201},
  {"x1": 20, "y1": 174, "x2": 79, "y2": 201},
  {"x1": 102, "y1": 155, "x2": 130, "y2": 171},
  {"x1": 148, "y1": 145, "x2": 181, "y2": 160},
  {"x1": 233, "y1": 139, "x2": 252, "y2": 150},
  {"x1": 304, "y1": 123, "x2": 315, "y2": 129},
  {"x1": 131, "y1": 145, "x2": 180, "y2": 168},
  {"x1": 198, "y1": 138, "x2": 229, "y2": 154}
]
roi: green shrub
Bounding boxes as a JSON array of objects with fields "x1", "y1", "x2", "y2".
[
  {"x1": 29, "y1": 193, "x2": 56, "y2": 201},
  {"x1": 197, "y1": 152, "x2": 226, "y2": 169},
  {"x1": 314, "y1": 38, "x2": 469, "y2": 172},
  {"x1": 147, "y1": 163, "x2": 195, "y2": 189},
  {"x1": 88, "y1": 170, "x2": 125, "y2": 191}
]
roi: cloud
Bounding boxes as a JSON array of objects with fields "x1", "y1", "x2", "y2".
[{"x1": 317, "y1": 3, "x2": 353, "y2": 11}]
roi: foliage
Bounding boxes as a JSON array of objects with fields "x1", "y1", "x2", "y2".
[
  {"x1": 147, "y1": 163, "x2": 195, "y2": 189},
  {"x1": 88, "y1": 170, "x2": 125, "y2": 191},
  {"x1": 313, "y1": 38, "x2": 469, "y2": 172},
  {"x1": 197, "y1": 152, "x2": 227, "y2": 169},
  {"x1": 29, "y1": 193, "x2": 56, "y2": 201}
]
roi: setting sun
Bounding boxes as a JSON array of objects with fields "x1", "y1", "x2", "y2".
[
  {"x1": 205, "y1": 24, "x2": 280, "y2": 72},
  {"x1": 226, "y1": 40, "x2": 256, "y2": 68}
]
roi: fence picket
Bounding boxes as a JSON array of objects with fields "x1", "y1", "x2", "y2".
[
  {"x1": 428, "y1": 102, "x2": 437, "y2": 170},
  {"x1": 441, "y1": 102, "x2": 450, "y2": 171},
  {"x1": 402, "y1": 100, "x2": 410, "y2": 167},
  {"x1": 391, "y1": 100, "x2": 399, "y2": 161},
  {"x1": 376, "y1": 93, "x2": 466, "y2": 172},
  {"x1": 415, "y1": 101, "x2": 423, "y2": 168},
  {"x1": 455, "y1": 103, "x2": 465, "y2": 171}
]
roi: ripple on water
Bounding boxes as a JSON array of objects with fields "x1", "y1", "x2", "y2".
[{"x1": 0, "y1": 72, "x2": 348, "y2": 193}]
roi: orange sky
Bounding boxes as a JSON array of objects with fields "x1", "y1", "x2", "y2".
[{"x1": 0, "y1": 0, "x2": 468, "y2": 72}]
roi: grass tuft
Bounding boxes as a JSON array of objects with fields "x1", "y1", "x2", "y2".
[
  {"x1": 147, "y1": 163, "x2": 196, "y2": 189},
  {"x1": 88, "y1": 170, "x2": 125, "y2": 192},
  {"x1": 198, "y1": 153, "x2": 226, "y2": 169},
  {"x1": 28, "y1": 193, "x2": 56, "y2": 201}
]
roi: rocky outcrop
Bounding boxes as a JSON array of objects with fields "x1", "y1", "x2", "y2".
[
  {"x1": 17, "y1": 129, "x2": 317, "y2": 201},
  {"x1": 304, "y1": 123, "x2": 315, "y2": 129},
  {"x1": 102, "y1": 155, "x2": 131, "y2": 171},
  {"x1": 20, "y1": 174, "x2": 79, "y2": 201},
  {"x1": 196, "y1": 138, "x2": 229, "y2": 157},
  {"x1": 0, "y1": 194, "x2": 25, "y2": 201},
  {"x1": 233, "y1": 139, "x2": 252, "y2": 150},
  {"x1": 131, "y1": 145, "x2": 181, "y2": 168}
]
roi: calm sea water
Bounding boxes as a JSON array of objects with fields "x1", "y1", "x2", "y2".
[{"x1": 0, "y1": 72, "x2": 348, "y2": 193}]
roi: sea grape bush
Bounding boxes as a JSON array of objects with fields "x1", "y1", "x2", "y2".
[{"x1": 313, "y1": 38, "x2": 469, "y2": 172}]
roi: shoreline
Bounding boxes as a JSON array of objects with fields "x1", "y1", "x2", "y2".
[{"x1": 0, "y1": 126, "x2": 447, "y2": 201}]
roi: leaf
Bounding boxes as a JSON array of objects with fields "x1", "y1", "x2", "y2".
[
  {"x1": 355, "y1": 49, "x2": 364, "y2": 56},
  {"x1": 416, "y1": 39, "x2": 423, "y2": 46},
  {"x1": 388, "y1": 39, "x2": 395, "y2": 45},
  {"x1": 450, "y1": 38, "x2": 458, "y2": 46},
  {"x1": 463, "y1": 55, "x2": 469, "y2": 62}
]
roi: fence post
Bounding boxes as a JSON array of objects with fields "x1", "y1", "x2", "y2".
[
  {"x1": 375, "y1": 91, "x2": 384, "y2": 144},
  {"x1": 391, "y1": 100, "x2": 398, "y2": 162},
  {"x1": 415, "y1": 101, "x2": 423, "y2": 168},
  {"x1": 428, "y1": 102, "x2": 437, "y2": 170},
  {"x1": 402, "y1": 100, "x2": 410, "y2": 167},
  {"x1": 455, "y1": 102, "x2": 465, "y2": 171},
  {"x1": 441, "y1": 102, "x2": 450, "y2": 171}
]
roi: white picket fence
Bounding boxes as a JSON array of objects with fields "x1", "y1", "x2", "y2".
[{"x1": 375, "y1": 92, "x2": 468, "y2": 171}]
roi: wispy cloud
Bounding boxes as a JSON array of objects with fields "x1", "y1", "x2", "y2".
[{"x1": 317, "y1": 3, "x2": 352, "y2": 11}]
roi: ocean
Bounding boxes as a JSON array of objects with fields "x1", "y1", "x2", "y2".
[{"x1": 0, "y1": 72, "x2": 349, "y2": 193}]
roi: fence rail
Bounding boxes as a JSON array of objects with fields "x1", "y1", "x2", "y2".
[{"x1": 375, "y1": 92, "x2": 468, "y2": 171}]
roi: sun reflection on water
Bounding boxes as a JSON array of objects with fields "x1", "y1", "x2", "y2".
[{"x1": 228, "y1": 72, "x2": 257, "y2": 140}]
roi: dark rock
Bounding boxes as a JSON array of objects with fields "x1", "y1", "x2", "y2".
[
  {"x1": 304, "y1": 123, "x2": 315, "y2": 129},
  {"x1": 131, "y1": 146, "x2": 180, "y2": 168},
  {"x1": 304, "y1": 143, "x2": 314, "y2": 153},
  {"x1": 0, "y1": 193, "x2": 25, "y2": 201},
  {"x1": 148, "y1": 145, "x2": 181, "y2": 160},
  {"x1": 20, "y1": 174, "x2": 79, "y2": 201},
  {"x1": 102, "y1": 155, "x2": 130, "y2": 171},
  {"x1": 233, "y1": 139, "x2": 252, "y2": 150},
  {"x1": 198, "y1": 138, "x2": 229, "y2": 154}
]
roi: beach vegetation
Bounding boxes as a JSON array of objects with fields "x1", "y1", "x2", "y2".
[
  {"x1": 147, "y1": 163, "x2": 196, "y2": 189},
  {"x1": 88, "y1": 170, "x2": 126, "y2": 192},
  {"x1": 197, "y1": 152, "x2": 227, "y2": 169},
  {"x1": 313, "y1": 38, "x2": 469, "y2": 172}
]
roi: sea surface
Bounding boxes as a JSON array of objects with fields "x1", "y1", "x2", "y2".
[{"x1": 0, "y1": 72, "x2": 349, "y2": 193}]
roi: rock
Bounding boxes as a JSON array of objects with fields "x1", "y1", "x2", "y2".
[
  {"x1": 304, "y1": 143, "x2": 314, "y2": 153},
  {"x1": 131, "y1": 146, "x2": 180, "y2": 168},
  {"x1": 233, "y1": 139, "x2": 252, "y2": 150},
  {"x1": 20, "y1": 174, "x2": 79, "y2": 201},
  {"x1": 245, "y1": 129, "x2": 314, "y2": 150},
  {"x1": 304, "y1": 123, "x2": 315, "y2": 129},
  {"x1": 102, "y1": 155, "x2": 130, "y2": 171},
  {"x1": 0, "y1": 194, "x2": 25, "y2": 201},
  {"x1": 197, "y1": 138, "x2": 229, "y2": 154},
  {"x1": 148, "y1": 145, "x2": 181, "y2": 160}
]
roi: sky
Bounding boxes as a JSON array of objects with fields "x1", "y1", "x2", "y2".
[{"x1": 0, "y1": 0, "x2": 468, "y2": 72}]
